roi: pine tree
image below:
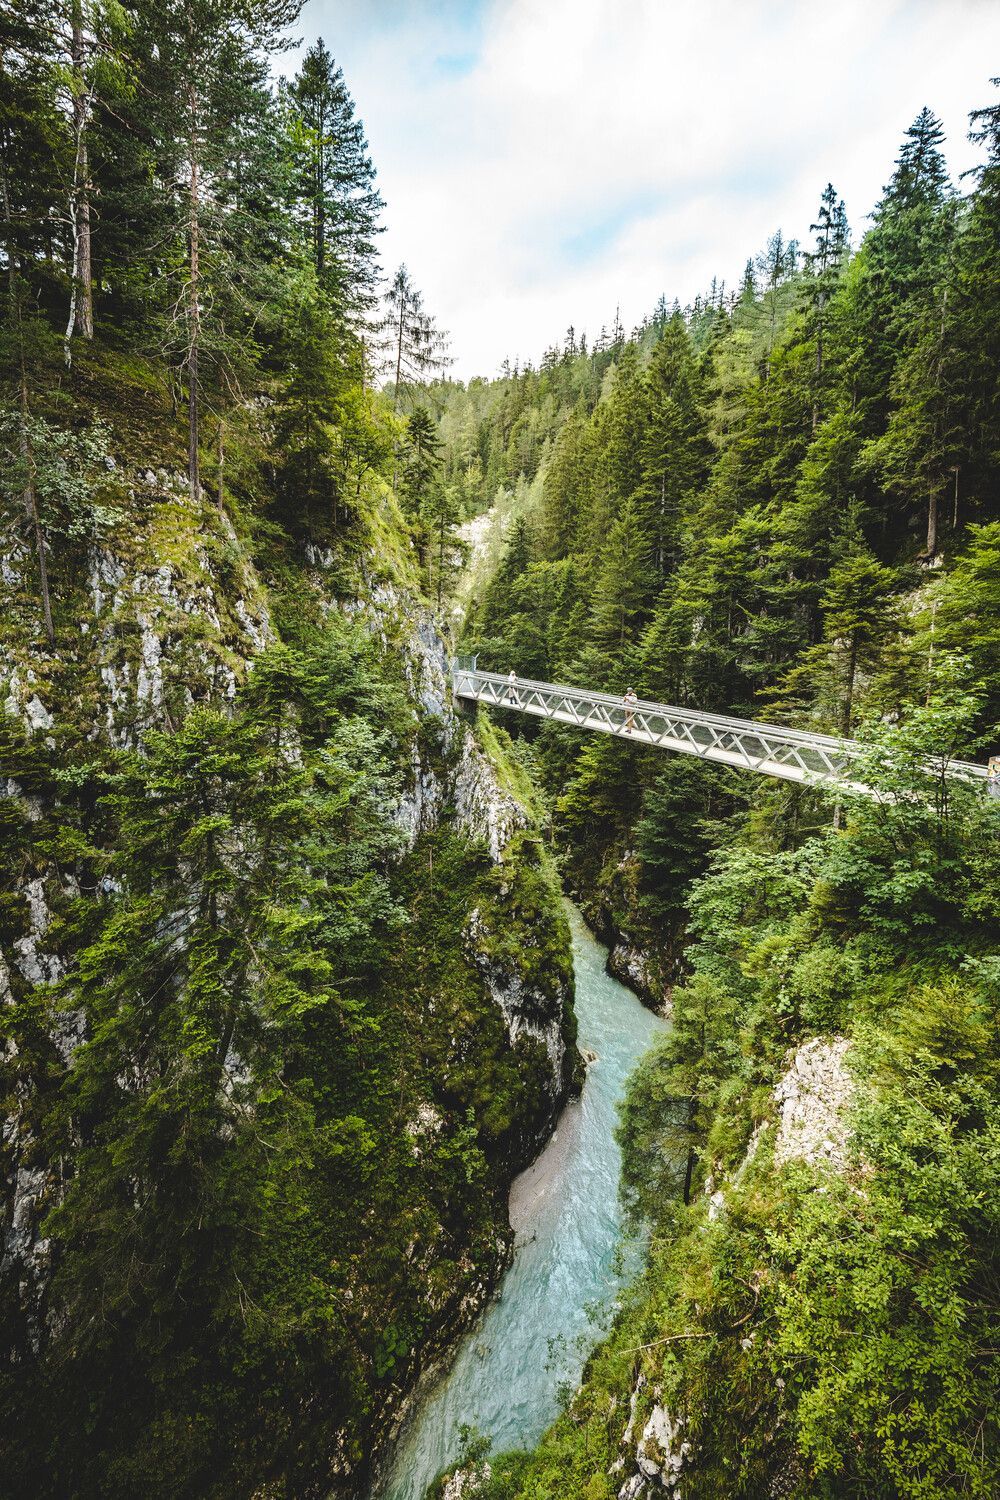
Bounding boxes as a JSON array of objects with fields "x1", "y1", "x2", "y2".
[
  {"x1": 755, "y1": 229, "x2": 796, "y2": 377},
  {"x1": 851, "y1": 109, "x2": 953, "y2": 434},
  {"x1": 865, "y1": 280, "x2": 964, "y2": 561},
  {"x1": 401, "y1": 405, "x2": 442, "y2": 516},
  {"x1": 540, "y1": 403, "x2": 593, "y2": 558},
  {"x1": 0, "y1": 3, "x2": 66, "y2": 298},
  {"x1": 55, "y1": 0, "x2": 133, "y2": 358},
  {"x1": 806, "y1": 182, "x2": 850, "y2": 423},
  {"x1": 948, "y1": 80, "x2": 1000, "y2": 511},
  {"x1": 589, "y1": 498, "x2": 650, "y2": 657},
  {"x1": 423, "y1": 479, "x2": 462, "y2": 606},
  {"x1": 886, "y1": 106, "x2": 950, "y2": 208},
  {"x1": 36, "y1": 678, "x2": 401, "y2": 1493},
  {"x1": 0, "y1": 8, "x2": 65, "y2": 643}
]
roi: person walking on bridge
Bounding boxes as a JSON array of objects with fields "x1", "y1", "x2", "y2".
[
  {"x1": 507, "y1": 670, "x2": 520, "y2": 707},
  {"x1": 624, "y1": 686, "x2": 638, "y2": 733}
]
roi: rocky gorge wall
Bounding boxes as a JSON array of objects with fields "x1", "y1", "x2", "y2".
[{"x1": 0, "y1": 472, "x2": 576, "y2": 1497}]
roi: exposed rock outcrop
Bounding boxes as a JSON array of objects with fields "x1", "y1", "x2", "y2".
[
  {"x1": 607, "y1": 933, "x2": 671, "y2": 1015},
  {"x1": 441, "y1": 1463, "x2": 492, "y2": 1499},
  {"x1": 465, "y1": 904, "x2": 568, "y2": 1098},
  {"x1": 3, "y1": 474, "x2": 578, "y2": 1500},
  {"x1": 636, "y1": 1402, "x2": 690, "y2": 1488},
  {"x1": 452, "y1": 727, "x2": 526, "y2": 861},
  {"x1": 611, "y1": 1372, "x2": 689, "y2": 1496},
  {"x1": 706, "y1": 1035, "x2": 854, "y2": 1227},
  {"x1": 338, "y1": 570, "x2": 527, "y2": 860},
  {"x1": 773, "y1": 1036, "x2": 853, "y2": 1171},
  {"x1": 608, "y1": 1036, "x2": 856, "y2": 1490},
  {"x1": 2, "y1": 489, "x2": 572, "y2": 1450}
]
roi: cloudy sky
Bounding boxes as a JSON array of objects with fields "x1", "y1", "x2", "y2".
[{"x1": 289, "y1": 0, "x2": 1000, "y2": 379}]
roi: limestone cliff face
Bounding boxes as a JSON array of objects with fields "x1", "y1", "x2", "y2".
[
  {"x1": 609, "y1": 1372, "x2": 690, "y2": 1498},
  {"x1": 0, "y1": 477, "x2": 574, "y2": 1444},
  {"x1": 577, "y1": 852, "x2": 675, "y2": 1016},
  {"x1": 3, "y1": 479, "x2": 272, "y2": 747},
  {"x1": 2, "y1": 495, "x2": 276, "y2": 1349},
  {"x1": 317, "y1": 555, "x2": 574, "y2": 1152},
  {"x1": 341, "y1": 571, "x2": 528, "y2": 861}
]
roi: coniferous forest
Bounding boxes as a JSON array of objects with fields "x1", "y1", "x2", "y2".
[{"x1": 3, "y1": 2, "x2": 1000, "y2": 1497}]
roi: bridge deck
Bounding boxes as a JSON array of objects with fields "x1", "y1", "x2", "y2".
[{"x1": 451, "y1": 664, "x2": 989, "y2": 795}]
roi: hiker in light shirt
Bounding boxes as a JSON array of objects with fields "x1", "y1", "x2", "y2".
[{"x1": 624, "y1": 687, "x2": 638, "y2": 732}]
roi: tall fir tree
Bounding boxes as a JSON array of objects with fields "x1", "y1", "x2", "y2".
[{"x1": 286, "y1": 39, "x2": 382, "y2": 319}]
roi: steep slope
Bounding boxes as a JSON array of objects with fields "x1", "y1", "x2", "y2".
[
  {"x1": 436, "y1": 741, "x2": 1000, "y2": 1497},
  {"x1": 0, "y1": 438, "x2": 576, "y2": 1498}
]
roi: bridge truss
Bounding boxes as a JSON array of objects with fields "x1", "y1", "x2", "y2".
[{"x1": 451, "y1": 660, "x2": 989, "y2": 796}]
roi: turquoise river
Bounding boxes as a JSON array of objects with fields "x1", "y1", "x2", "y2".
[{"x1": 377, "y1": 901, "x2": 667, "y2": 1499}]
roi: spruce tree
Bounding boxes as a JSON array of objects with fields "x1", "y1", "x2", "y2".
[
  {"x1": 949, "y1": 80, "x2": 1000, "y2": 510},
  {"x1": 637, "y1": 313, "x2": 708, "y2": 576},
  {"x1": 378, "y1": 264, "x2": 451, "y2": 409},
  {"x1": 805, "y1": 182, "x2": 850, "y2": 425},
  {"x1": 589, "y1": 498, "x2": 650, "y2": 658},
  {"x1": 287, "y1": 39, "x2": 382, "y2": 319},
  {"x1": 851, "y1": 109, "x2": 953, "y2": 435}
]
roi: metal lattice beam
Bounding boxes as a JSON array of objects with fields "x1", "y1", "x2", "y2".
[{"x1": 450, "y1": 661, "x2": 989, "y2": 797}]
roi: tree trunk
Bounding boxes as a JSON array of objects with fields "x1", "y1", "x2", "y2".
[
  {"x1": 2, "y1": 132, "x2": 54, "y2": 646},
  {"x1": 658, "y1": 471, "x2": 666, "y2": 574},
  {"x1": 437, "y1": 514, "x2": 446, "y2": 607},
  {"x1": 316, "y1": 90, "x2": 325, "y2": 278},
  {"x1": 841, "y1": 633, "x2": 858, "y2": 736},
  {"x1": 682, "y1": 1097, "x2": 696, "y2": 1207},
  {"x1": 393, "y1": 300, "x2": 404, "y2": 411},
  {"x1": 64, "y1": 3, "x2": 94, "y2": 362},
  {"x1": 812, "y1": 289, "x2": 825, "y2": 432},
  {"x1": 216, "y1": 416, "x2": 224, "y2": 512},
  {"x1": 926, "y1": 487, "x2": 938, "y2": 558},
  {"x1": 72, "y1": 3, "x2": 93, "y2": 338},
  {"x1": 76, "y1": 143, "x2": 93, "y2": 337},
  {"x1": 187, "y1": 85, "x2": 201, "y2": 504}
]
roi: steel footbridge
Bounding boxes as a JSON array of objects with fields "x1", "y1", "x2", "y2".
[{"x1": 451, "y1": 658, "x2": 990, "y2": 796}]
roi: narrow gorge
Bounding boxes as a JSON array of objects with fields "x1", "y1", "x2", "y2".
[
  {"x1": 377, "y1": 905, "x2": 666, "y2": 1500},
  {"x1": 4, "y1": 6, "x2": 1000, "y2": 1499}
]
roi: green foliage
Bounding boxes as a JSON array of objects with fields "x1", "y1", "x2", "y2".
[
  {"x1": 442, "y1": 88, "x2": 1000, "y2": 1026},
  {"x1": 0, "y1": 602, "x2": 574, "y2": 1497},
  {"x1": 0, "y1": 408, "x2": 122, "y2": 540},
  {"x1": 284, "y1": 37, "x2": 383, "y2": 316},
  {"x1": 472, "y1": 683, "x2": 1000, "y2": 1498},
  {"x1": 442, "y1": 95, "x2": 1000, "y2": 1495}
]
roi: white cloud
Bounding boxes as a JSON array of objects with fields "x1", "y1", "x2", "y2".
[{"x1": 295, "y1": 0, "x2": 1000, "y2": 378}]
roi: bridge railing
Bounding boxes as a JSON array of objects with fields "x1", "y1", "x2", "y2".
[{"x1": 451, "y1": 663, "x2": 990, "y2": 793}]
